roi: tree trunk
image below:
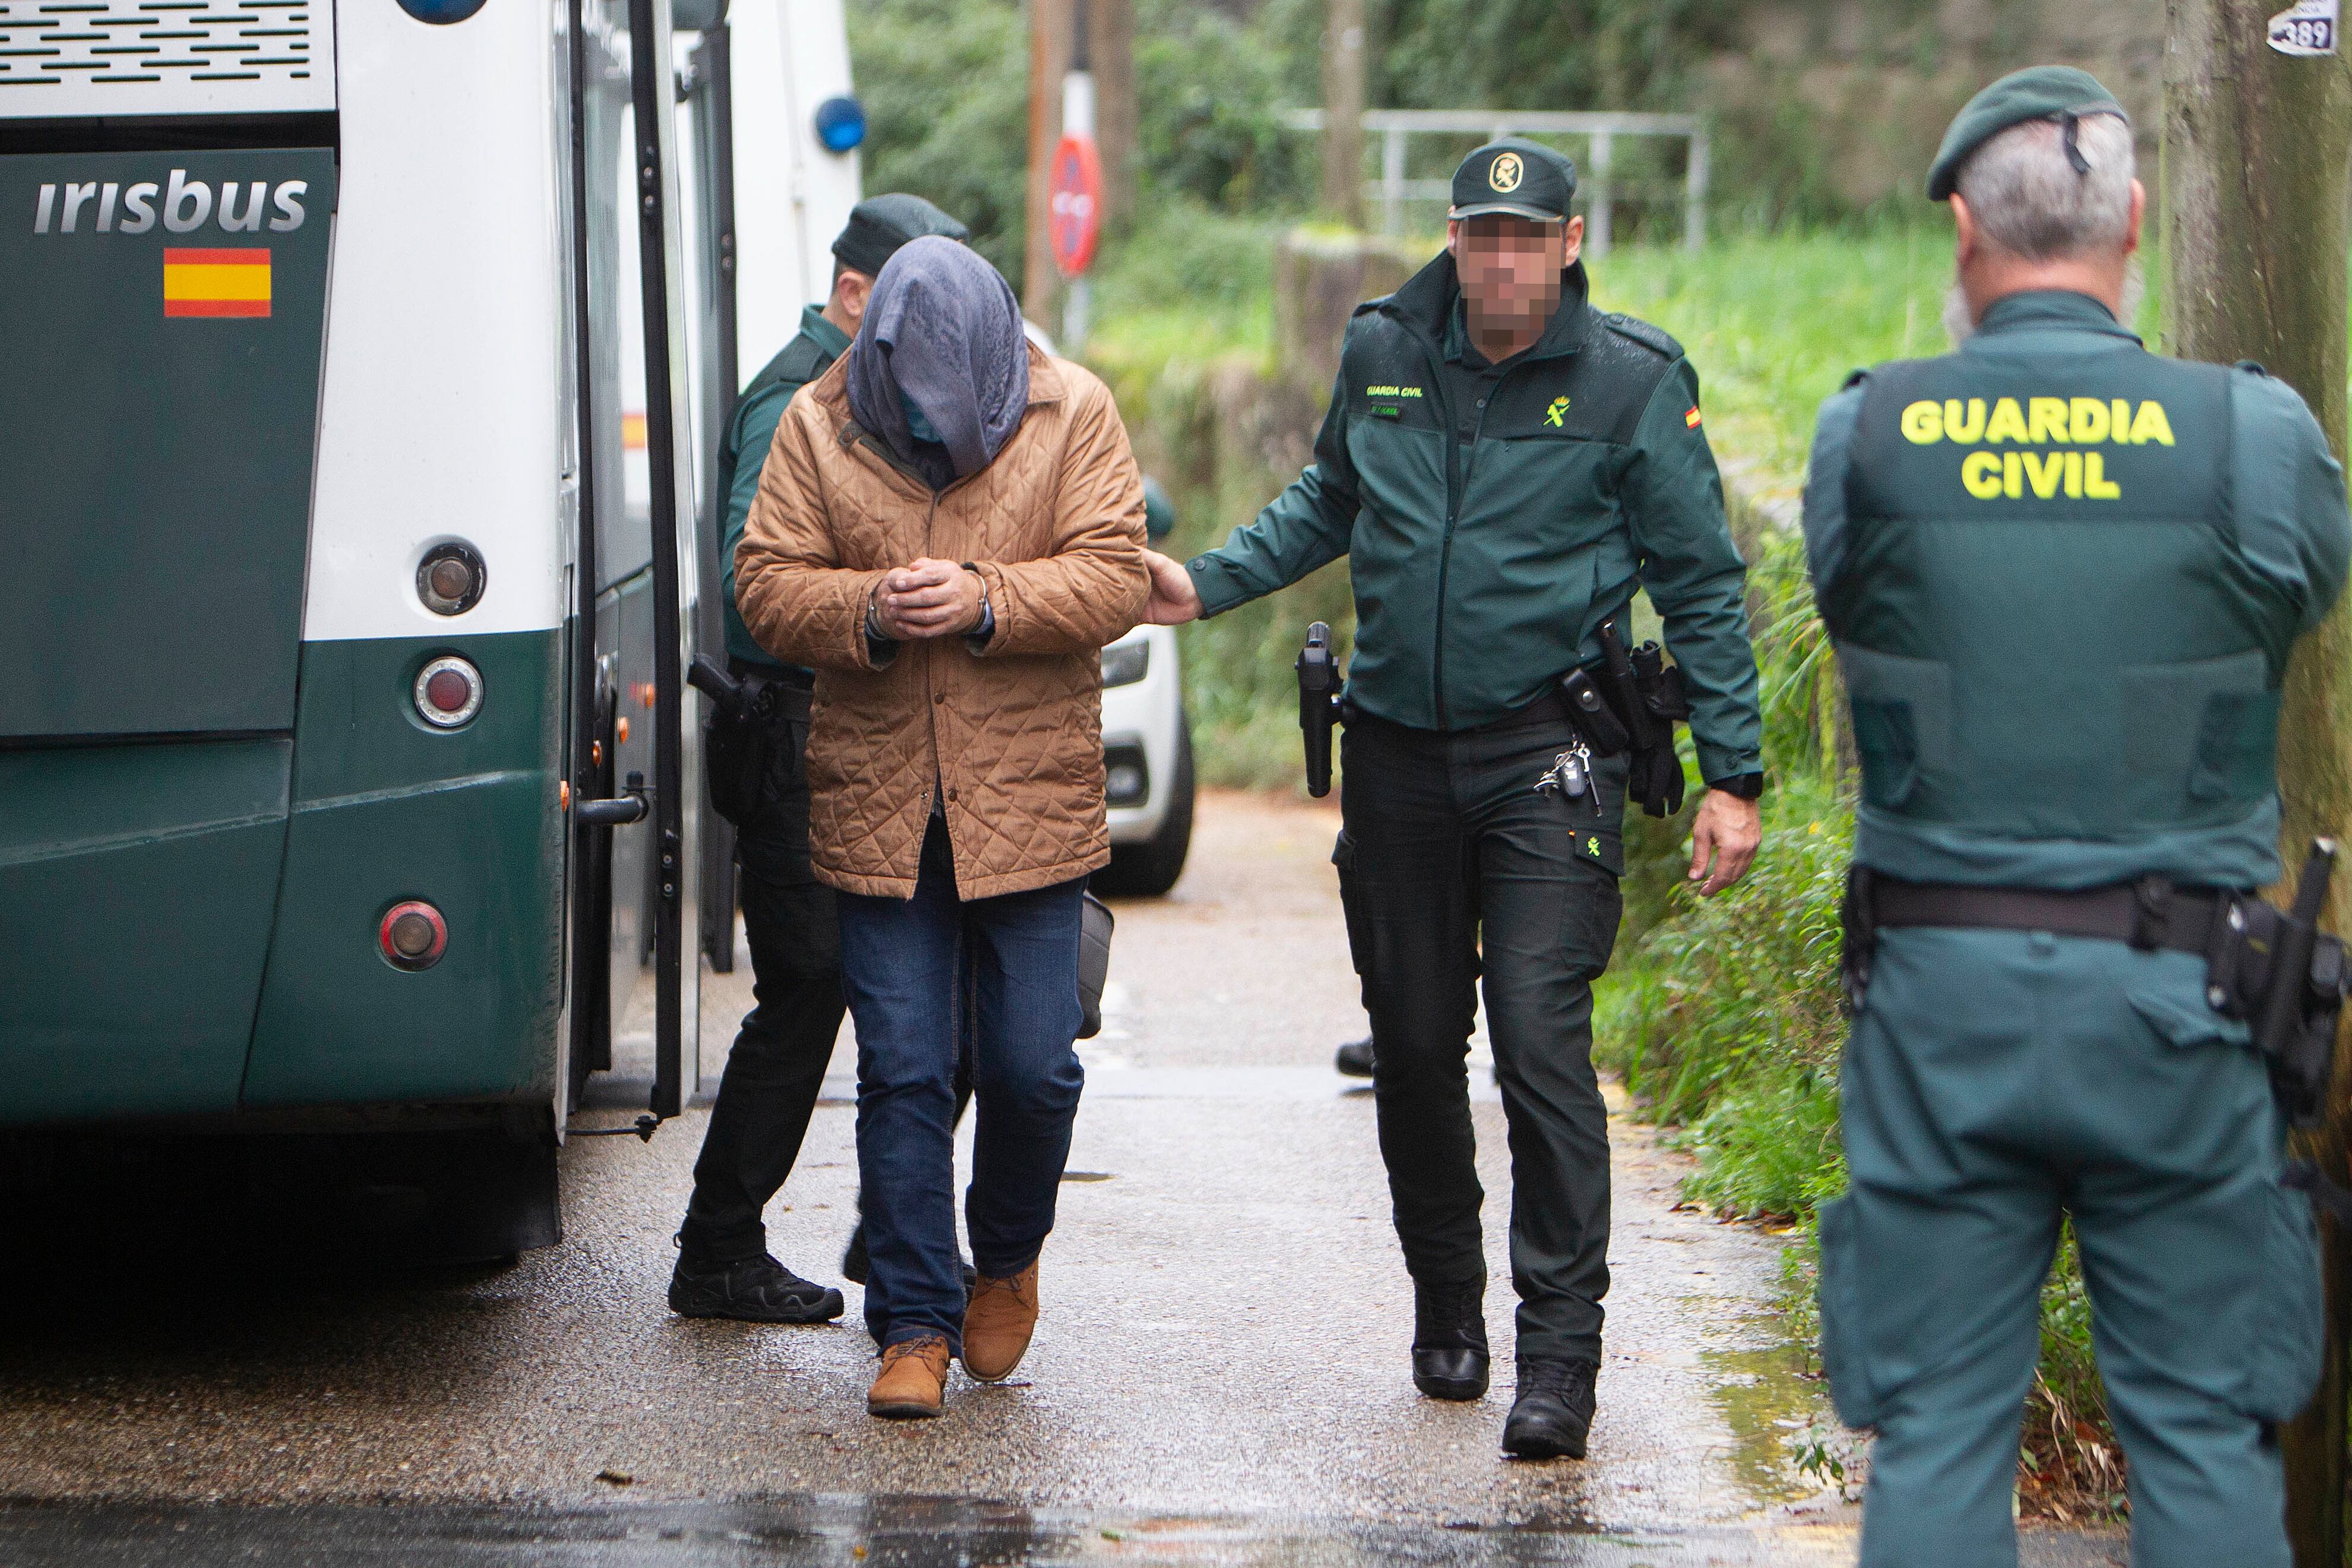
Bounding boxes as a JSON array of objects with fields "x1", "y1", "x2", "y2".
[
  {"x1": 1023, "y1": 0, "x2": 1074, "y2": 323},
  {"x1": 1319, "y1": 0, "x2": 1365, "y2": 230},
  {"x1": 2164, "y1": 6, "x2": 2352, "y2": 1564},
  {"x1": 1089, "y1": 0, "x2": 1135, "y2": 234}
]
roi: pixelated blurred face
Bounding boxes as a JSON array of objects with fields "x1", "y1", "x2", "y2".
[{"x1": 1450, "y1": 214, "x2": 1569, "y2": 329}]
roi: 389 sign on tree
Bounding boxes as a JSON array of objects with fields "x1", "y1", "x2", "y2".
[{"x1": 1048, "y1": 133, "x2": 1102, "y2": 278}]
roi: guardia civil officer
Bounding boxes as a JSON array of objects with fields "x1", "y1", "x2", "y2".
[
  {"x1": 1143, "y1": 141, "x2": 1766, "y2": 1459},
  {"x1": 666, "y1": 193, "x2": 970, "y2": 1323},
  {"x1": 1803, "y1": 69, "x2": 2351, "y2": 1567}
]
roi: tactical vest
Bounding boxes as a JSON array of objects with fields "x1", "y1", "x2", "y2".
[{"x1": 1827, "y1": 346, "x2": 2283, "y2": 847}]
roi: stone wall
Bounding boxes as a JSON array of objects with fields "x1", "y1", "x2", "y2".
[{"x1": 1702, "y1": 0, "x2": 2166, "y2": 219}]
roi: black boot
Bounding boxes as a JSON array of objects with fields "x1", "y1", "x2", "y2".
[
  {"x1": 842, "y1": 1219, "x2": 978, "y2": 1297},
  {"x1": 1503, "y1": 1357, "x2": 1597, "y2": 1459},
  {"x1": 668, "y1": 1248, "x2": 845, "y2": 1324},
  {"x1": 1333, "y1": 1036, "x2": 1375, "y2": 1079},
  {"x1": 1411, "y1": 1275, "x2": 1490, "y2": 1401}
]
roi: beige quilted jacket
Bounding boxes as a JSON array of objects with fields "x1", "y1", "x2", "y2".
[{"x1": 736, "y1": 344, "x2": 1150, "y2": 900}]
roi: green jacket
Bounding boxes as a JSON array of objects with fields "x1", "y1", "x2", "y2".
[
  {"x1": 1184, "y1": 252, "x2": 1763, "y2": 783},
  {"x1": 1803, "y1": 289, "x2": 2351, "y2": 889},
  {"x1": 720, "y1": 304, "x2": 852, "y2": 672}
]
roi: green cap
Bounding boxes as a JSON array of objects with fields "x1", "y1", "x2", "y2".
[
  {"x1": 1926, "y1": 66, "x2": 2128, "y2": 203},
  {"x1": 832, "y1": 193, "x2": 970, "y2": 278},
  {"x1": 1449, "y1": 138, "x2": 1576, "y2": 223}
]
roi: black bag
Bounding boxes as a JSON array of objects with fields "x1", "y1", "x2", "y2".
[{"x1": 1076, "y1": 892, "x2": 1115, "y2": 1040}]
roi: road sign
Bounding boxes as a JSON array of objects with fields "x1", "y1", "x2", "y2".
[{"x1": 1048, "y1": 132, "x2": 1101, "y2": 278}]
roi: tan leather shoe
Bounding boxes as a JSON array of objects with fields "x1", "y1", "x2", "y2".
[
  {"x1": 867, "y1": 1333, "x2": 951, "y2": 1420},
  {"x1": 960, "y1": 1259, "x2": 1041, "y2": 1382}
]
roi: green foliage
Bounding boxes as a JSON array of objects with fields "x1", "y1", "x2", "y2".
[
  {"x1": 1596, "y1": 766, "x2": 1850, "y2": 1151},
  {"x1": 1134, "y1": 0, "x2": 1315, "y2": 214},
  {"x1": 1595, "y1": 226, "x2": 1958, "y2": 486},
  {"x1": 1374, "y1": 0, "x2": 1730, "y2": 112},
  {"x1": 847, "y1": 0, "x2": 1319, "y2": 288},
  {"x1": 844, "y1": 0, "x2": 1032, "y2": 282}
]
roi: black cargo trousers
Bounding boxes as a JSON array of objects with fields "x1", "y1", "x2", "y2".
[
  {"x1": 677, "y1": 670, "x2": 848, "y2": 1267},
  {"x1": 1334, "y1": 706, "x2": 1626, "y2": 1368}
]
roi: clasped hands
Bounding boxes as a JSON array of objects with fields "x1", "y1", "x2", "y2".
[{"x1": 870, "y1": 558, "x2": 985, "y2": 640}]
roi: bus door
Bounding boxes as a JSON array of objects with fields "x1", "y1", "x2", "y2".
[
  {"x1": 0, "y1": 122, "x2": 336, "y2": 1124},
  {"x1": 680, "y1": 4, "x2": 741, "y2": 979},
  {"x1": 567, "y1": 0, "x2": 703, "y2": 1126}
]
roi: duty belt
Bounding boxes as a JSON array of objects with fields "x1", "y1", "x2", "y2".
[
  {"x1": 1841, "y1": 853, "x2": 2351, "y2": 1149},
  {"x1": 1855, "y1": 872, "x2": 2229, "y2": 959}
]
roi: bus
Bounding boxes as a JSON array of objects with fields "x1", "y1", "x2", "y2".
[{"x1": 0, "y1": 0, "x2": 848, "y2": 1257}]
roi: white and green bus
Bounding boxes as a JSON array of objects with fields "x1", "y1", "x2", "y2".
[{"x1": 0, "y1": 0, "x2": 858, "y2": 1254}]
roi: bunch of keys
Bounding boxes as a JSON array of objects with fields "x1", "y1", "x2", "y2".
[{"x1": 1535, "y1": 742, "x2": 1602, "y2": 817}]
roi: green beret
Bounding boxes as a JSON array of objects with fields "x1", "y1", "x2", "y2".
[
  {"x1": 1926, "y1": 66, "x2": 2127, "y2": 203},
  {"x1": 832, "y1": 194, "x2": 970, "y2": 278}
]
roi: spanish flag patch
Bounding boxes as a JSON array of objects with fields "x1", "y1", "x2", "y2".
[
  {"x1": 1684, "y1": 405, "x2": 1702, "y2": 429},
  {"x1": 163, "y1": 248, "x2": 271, "y2": 319}
]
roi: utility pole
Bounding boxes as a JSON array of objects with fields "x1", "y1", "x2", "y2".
[
  {"x1": 1023, "y1": 0, "x2": 1074, "y2": 321},
  {"x1": 1089, "y1": 0, "x2": 1136, "y2": 232},
  {"x1": 1319, "y1": 0, "x2": 1365, "y2": 229},
  {"x1": 2164, "y1": 5, "x2": 2352, "y2": 1564}
]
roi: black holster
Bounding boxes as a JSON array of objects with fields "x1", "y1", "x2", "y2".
[
  {"x1": 2206, "y1": 843, "x2": 2346, "y2": 1131},
  {"x1": 1839, "y1": 865, "x2": 1876, "y2": 1018},
  {"x1": 1578, "y1": 622, "x2": 1692, "y2": 818},
  {"x1": 698, "y1": 665, "x2": 803, "y2": 828}
]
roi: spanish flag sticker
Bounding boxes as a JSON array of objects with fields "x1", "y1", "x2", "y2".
[
  {"x1": 1684, "y1": 405, "x2": 1703, "y2": 429},
  {"x1": 163, "y1": 248, "x2": 271, "y2": 318}
]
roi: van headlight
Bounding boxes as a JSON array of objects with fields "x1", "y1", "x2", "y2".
[{"x1": 1101, "y1": 639, "x2": 1150, "y2": 688}]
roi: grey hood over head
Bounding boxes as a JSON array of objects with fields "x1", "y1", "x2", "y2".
[{"x1": 845, "y1": 235, "x2": 1031, "y2": 490}]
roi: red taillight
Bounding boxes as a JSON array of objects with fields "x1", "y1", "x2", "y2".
[
  {"x1": 413, "y1": 656, "x2": 483, "y2": 728},
  {"x1": 379, "y1": 901, "x2": 448, "y2": 971}
]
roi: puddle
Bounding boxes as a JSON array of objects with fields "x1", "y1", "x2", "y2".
[{"x1": 1697, "y1": 1325, "x2": 1847, "y2": 1507}]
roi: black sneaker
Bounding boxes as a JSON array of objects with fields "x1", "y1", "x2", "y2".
[
  {"x1": 668, "y1": 1250, "x2": 845, "y2": 1324},
  {"x1": 1503, "y1": 1358, "x2": 1597, "y2": 1459},
  {"x1": 1333, "y1": 1036, "x2": 1376, "y2": 1079},
  {"x1": 1411, "y1": 1275, "x2": 1490, "y2": 1401},
  {"x1": 842, "y1": 1221, "x2": 979, "y2": 1297}
]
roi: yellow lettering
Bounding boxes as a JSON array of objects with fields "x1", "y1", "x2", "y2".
[
  {"x1": 1900, "y1": 400, "x2": 1944, "y2": 444},
  {"x1": 2112, "y1": 399, "x2": 2132, "y2": 441},
  {"x1": 1986, "y1": 397, "x2": 2030, "y2": 444},
  {"x1": 1943, "y1": 398, "x2": 1987, "y2": 444},
  {"x1": 2069, "y1": 397, "x2": 2110, "y2": 444},
  {"x1": 2129, "y1": 400, "x2": 2176, "y2": 446},
  {"x1": 2028, "y1": 397, "x2": 2069, "y2": 444},
  {"x1": 2022, "y1": 451, "x2": 2066, "y2": 498},
  {"x1": 2003, "y1": 451, "x2": 2023, "y2": 498},
  {"x1": 2063, "y1": 449, "x2": 2084, "y2": 498},
  {"x1": 2085, "y1": 451, "x2": 2122, "y2": 499},
  {"x1": 1962, "y1": 450, "x2": 2004, "y2": 498}
]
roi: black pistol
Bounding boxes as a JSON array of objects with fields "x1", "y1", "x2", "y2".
[
  {"x1": 689, "y1": 655, "x2": 750, "y2": 722},
  {"x1": 1298, "y1": 621, "x2": 1343, "y2": 799},
  {"x1": 2258, "y1": 838, "x2": 2342, "y2": 1125}
]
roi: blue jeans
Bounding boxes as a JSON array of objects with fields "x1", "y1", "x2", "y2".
[{"x1": 835, "y1": 816, "x2": 1086, "y2": 1350}]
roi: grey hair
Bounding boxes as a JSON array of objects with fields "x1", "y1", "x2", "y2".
[{"x1": 1953, "y1": 112, "x2": 2135, "y2": 261}]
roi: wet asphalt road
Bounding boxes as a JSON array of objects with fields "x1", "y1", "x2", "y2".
[{"x1": 0, "y1": 791, "x2": 2121, "y2": 1565}]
